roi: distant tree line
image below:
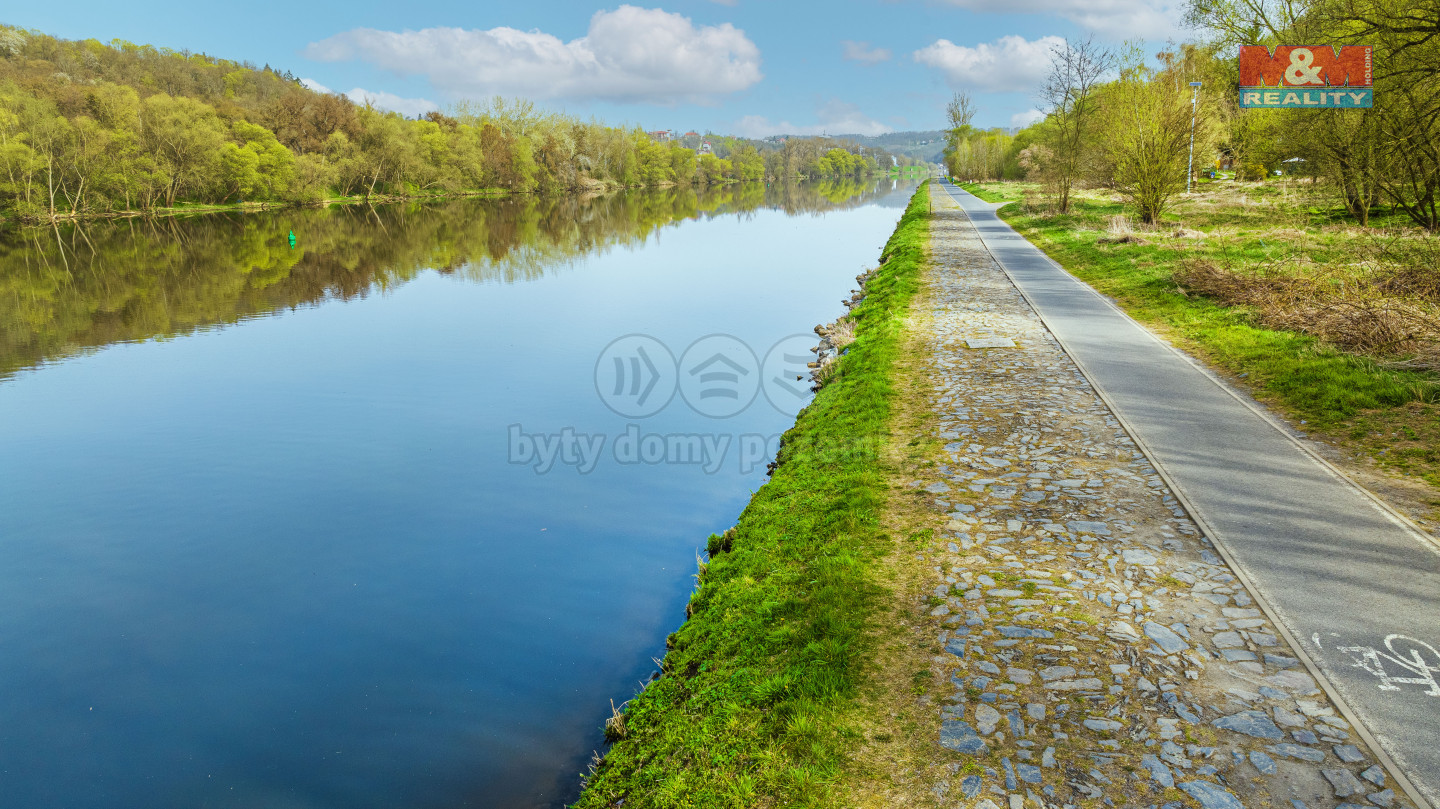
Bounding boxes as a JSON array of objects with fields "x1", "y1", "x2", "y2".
[
  {"x1": 943, "y1": 0, "x2": 1440, "y2": 229},
  {"x1": 943, "y1": 43, "x2": 1223, "y2": 225},
  {"x1": 0, "y1": 26, "x2": 906, "y2": 224}
]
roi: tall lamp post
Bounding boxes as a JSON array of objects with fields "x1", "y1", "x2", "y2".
[{"x1": 1187, "y1": 81, "x2": 1203, "y2": 193}]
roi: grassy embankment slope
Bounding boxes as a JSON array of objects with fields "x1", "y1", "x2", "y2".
[
  {"x1": 573, "y1": 184, "x2": 930, "y2": 808},
  {"x1": 961, "y1": 181, "x2": 1440, "y2": 519}
]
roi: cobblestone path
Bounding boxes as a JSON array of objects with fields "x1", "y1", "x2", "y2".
[{"x1": 914, "y1": 187, "x2": 1414, "y2": 809}]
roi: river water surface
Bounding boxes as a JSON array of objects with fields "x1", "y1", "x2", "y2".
[{"x1": 0, "y1": 179, "x2": 919, "y2": 808}]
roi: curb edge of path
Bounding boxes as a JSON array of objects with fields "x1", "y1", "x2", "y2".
[{"x1": 932, "y1": 182, "x2": 1435, "y2": 809}]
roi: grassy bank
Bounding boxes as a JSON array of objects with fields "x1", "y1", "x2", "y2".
[
  {"x1": 960, "y1": 181, "x2": 1440, "y2": 512},
  {"x1": 573, "y1": 183, "x2": 931, "y2": 808}
]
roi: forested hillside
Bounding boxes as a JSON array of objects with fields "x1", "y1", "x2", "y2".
[{"x1": 0, "y1": 25, "x2": 905, "y2": 224}]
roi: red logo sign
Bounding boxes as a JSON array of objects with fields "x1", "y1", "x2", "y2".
[{"x1": 1239, "y1": 46, "x2": 1372, "y2": 88}]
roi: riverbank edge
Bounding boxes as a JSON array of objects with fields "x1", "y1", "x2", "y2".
[
  {"x1": 0, "y1": 182, "x2": 716, "y2": 229},
  {"x1": 1, "y1": 170, "x2": 920, "y2": 229},
  {"x1": 570, "y1": 182, "x2": 932, "y2": 808}
]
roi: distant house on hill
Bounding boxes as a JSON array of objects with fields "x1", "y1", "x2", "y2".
[{"x1": 647, "y1": 130, "x2": 672, "y2": 143}]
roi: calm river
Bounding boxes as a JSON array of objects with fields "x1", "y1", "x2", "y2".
[{"x1": 0, "y1": 178, "x2": 919, "y2": 808}]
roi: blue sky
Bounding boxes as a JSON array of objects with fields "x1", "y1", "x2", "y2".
[{"x1": 6, "y1": 0, "x2": 1188, "y2": 134}]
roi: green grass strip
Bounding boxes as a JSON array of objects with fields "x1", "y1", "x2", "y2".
[
  {"x1": 572, "y1": 183, "x2": 931, "y2": 808},
  {"x1": 958, "y1": 183, "x2": 1007, "y2": 204}
]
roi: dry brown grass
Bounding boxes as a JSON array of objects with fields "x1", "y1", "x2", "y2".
[
  {"x1": 1020, "y1": 189, "x2": 1053, "y2": 216},
  {"x1": 1175, "y1": 253, "x2": 1440, "y2": 370},
  {"x1": 1096, "y1": 215, "x2": 1211, "y2": 244},
  {"x1": 826, "y1": 317, "x2": 857, "y2": 351},
  {"x1": 1374, "y1": 237, "x2": 1440, "y2": 303},
  {"x1": 1098, "y1": 214, "x2": 1146, "y2": 244}
]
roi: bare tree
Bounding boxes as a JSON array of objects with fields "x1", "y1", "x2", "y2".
[
  {"x1": 1040, "y1": 38, "x2": 1113, "y2": 213},
  {"x1": 1323, "y1": 0, "x2": 1440, "y2": 79},
  {"x1": 943, "y1": 92, "x2": 976, "y2": 179},
  {"x1": 1291, "y1": 108, "x2": 1386, "y2": 225},
  {"x1": 1187, "y1": 0, "x2": 1440, "y2": 229},
  {"x1": 947, "y1": 92, "x2": 976, "y2": 132},
  {"x1": 1376, "y1": 82, "x2": 1440, "y2": 230}
]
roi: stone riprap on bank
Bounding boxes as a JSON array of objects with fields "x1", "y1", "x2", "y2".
[{"x1": 913, "y1": 187, "x2": 1411, "y2": 809}]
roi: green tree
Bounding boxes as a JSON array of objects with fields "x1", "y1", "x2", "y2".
[
  {"x1": 1097, "y1": 53, "x2": 1220, "y2": 224},
  {"x1": 223, "y1": 121, "x2": 296, "y2": 201},
  {"x1": 351, "y1": 107, "x2": 419, "y2": 201},
  {"x1": 730, "y1": 144, "x2": 764, "y2": 182},
  {"x1": 668, "y1": 144, "x2": 697, "y2": 184},
  {"x1": 140, "y1": 93, "x2": 226, "y2": 206},
  {"x1": 0, "y1": 104, "x2": 42, "y2": 218}
]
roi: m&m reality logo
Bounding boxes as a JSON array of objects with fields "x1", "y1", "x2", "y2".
[{"x1": 1239, "y1": 45, "x2": 1373, "y2": 108}]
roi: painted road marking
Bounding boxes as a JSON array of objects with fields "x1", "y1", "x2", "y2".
[{"x1": 1317, "y1": 632, "x2": 1440, "y2": 697}]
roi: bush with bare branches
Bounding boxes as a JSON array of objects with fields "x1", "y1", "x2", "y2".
[{"x1": 1175, "y1": 252, "x2": 1440, "y2": 369}]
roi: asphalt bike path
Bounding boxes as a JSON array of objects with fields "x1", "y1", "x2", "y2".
[{"x1": 939, "y1": 181, "x2": 1440, "y2": 808}]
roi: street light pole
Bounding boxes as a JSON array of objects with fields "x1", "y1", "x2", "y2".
[{"x1": 1187, "y1": 81, "x2": 1202, "y2": 193}]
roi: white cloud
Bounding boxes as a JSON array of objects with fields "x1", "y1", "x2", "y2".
[
  {"x1": 930, "y1": 0, "x2": 1184, "y2": 40},
  {"x1": 300, "y1": 78, "x2": 438, "y2": 117},
  {"x1": 1010, "y1": 108, "x2": 1046, "y2": 128},
  {"x1": 841, "y1": 40, "x2": 892, "y2": 65},
  {"x1": 732, "y1": 99, "x2": 893, "y2": 138},
  {"x1": 913, "y1": 35, "x2": 1065, "y2": 93},
  {"x1": 304, "y1": 5, "x2": 762, "y2": 105}
]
